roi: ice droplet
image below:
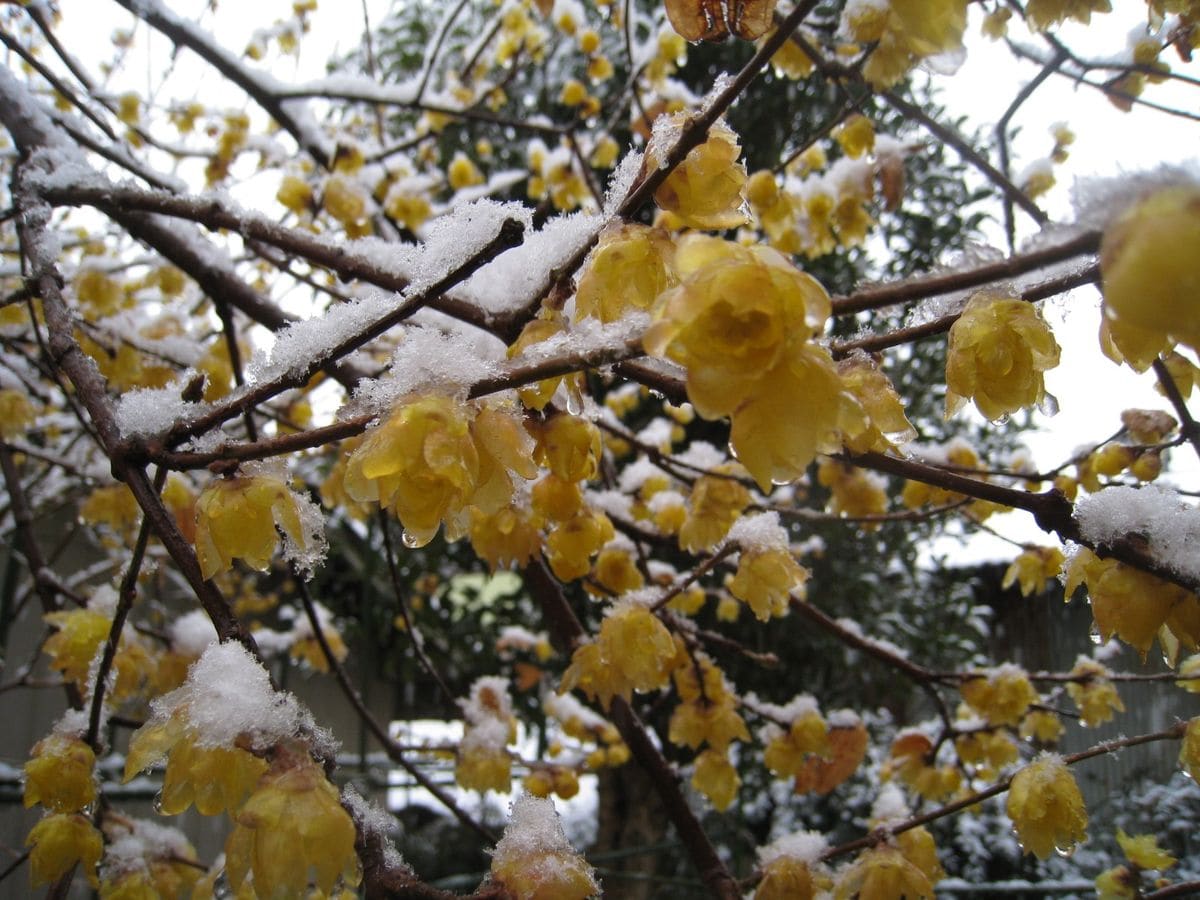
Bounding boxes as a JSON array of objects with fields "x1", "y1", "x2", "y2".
[
  {"x1": 1089, "y1": 624, "x2": 1103, "y2": 645},
  {"x1": 1039, "y1": 391, "x2": 1060, "y2": 417}
]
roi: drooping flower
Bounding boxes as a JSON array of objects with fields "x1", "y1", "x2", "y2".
[
  {"x1": 489, "y1": 794, "x2": 598, "y2": 900},
  {"x1": 574, "y1": 222, "x2": 675, "y2": 323},
  {"x1": 194, "y1": 473, "x2": 325, "y2": 579},
  {"x1": 960, "y1": 665, "x2": 1038, "y2": 726},
  {"x1": 1066, "y1": 658, "x2": 1125, "y2": 727},
  {"x1": 225, "y1": 752, "x2": 361, "y2": 897},
  {"x1": 23, "y1": 734, "x2": 96, "y2": 814},
  {"x1": 644, "y1": 235, "x2": 862, "y2": 488},
  {"x1": 1101, "y1": 186, "x2": 1200, "y2": 357},
  {"x1": 1006, "y1": 753, "x2": 1088, "y2": 858},
  {"x1": 692, "y1": 747, "x2": 740, "y2": 810},
  {"x1": 457, "y1": 676, "x2": 517, "y2": 794},
  {"x1": 27, "y1": 813, "x2": 103, "y2": 889},
  {"x1": 560, "y1": 599, "x2": 678, "y2": 709},
  {"x1": 650, "y1": 117, "x2": 748, "y2": 230},
  {"x1": 945, "y1": 292, "x2": 1061, "y2": 421},
  {"x1": 832, "y1": 847, "x2": 933, "y2": 900}
]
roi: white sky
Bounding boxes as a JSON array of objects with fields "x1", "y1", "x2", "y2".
[{"x1": 47, "y1": 0, "x2": 1200, "y2": 559}]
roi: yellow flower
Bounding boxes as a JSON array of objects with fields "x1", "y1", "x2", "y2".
[
  {"x1": 668, "y1": 654, "x2": 749, "y2": 751},
  {"x1": 1019, "y1": 710, "x2": 1064, "y2": 744},
  {"x1": 276, "y1": 174, "x2": 313, "y2": 215},
  {"x1": 0, "y1": 388, "x2": 37, "y2": 439},
  {"x1": 1178, "y1": 654, "x2": 1200, "y2": 693},
  {"x1": 945, "y1": 292, "x2": 1061, "y2": 421},
  {"x1": 225, "y1": 754, "x2": 361, "y2": 897},
  {"x1": 1180, "y1": 717, "x2": 1200, "y2": 781},
  {"x1": 322, "y1": 174, "x2": 367, "y2": 226},
  {"x1": 1116, "y1": 828, "x2": 1176, "y2": 870},
  {"x1": 194, "y1": 474, "x2": 321, "y2": 579},
  {"x1": 1095, "y1": 866, "x2": 1137, "y2": 899},
  {"x1": 838, "y1": 355, "x2": 916, "y2": 454},
  {"x1": 574, "y1": 222, "x2": 675, "y2": 323},
  {"x1": 507, "y1": 314, "x2": 583, "y2": 411},
  {"x1": 1101, "y1": 185, "x2": 1200, "y2": 357},
  {"x1": 447, "y1": 152, "x2": 485, "y2": 190},
  {"x1": 954, "y1": 729, "x2": 1018, "y2": 778},
  {"x1": 729, "y1": 344, "x2": 864, "y2": 490},
  {"x1": 469, "y1": 504, "x2": 542, "y2": 570},
  {"x1": 1066, "y1": 658, "x2": 1125, "y2": 727},
  {"x1": 545, "y1": 508, "x2": 614, "y2": 581},
  {"x1": 763, "y1": 710, "x2": 830, "y2": 778},
  {"x1": 490, "y1": 794, "x2": 598, "y2": 900},
  {"x1": 124, "y1": 715, "x2": 268, "y2": 816},
  {"x1": 27, "y1": 813, "x2": 103, "y2": 889},
  {"x1": 727, "y1": 547, "x2": 808, "y2": 621},
  {"x1": 23, "y1": 734, "x2": 96, "y2": 813},
  {"x1": 645, "y1": 235, "x2": 829, "y2": 420},
  {"x1": 692, "y1": 748, "x2": 740, "y2": 811},
  {"x1": 590, "y1": 545, "x2": 644, "y2": 595},
  {"x1": 43, "y1": 606, "x2": 111, "y2": 691},
  {"x1": 1064, "y1": 548, "x2": 1190, "y2": 658},
  {"x1": 1002, "y1": 546, "x2": 1066, "y2": 597},
  {"x1": 560, "y1": 601, "x2": 677, "y2": 708},
  {"x1": 1025, "y1": 0, "x2": 1113, "y2": 30},
  {"x1": 835, "y1": 114, "x2": 875, "y2": 158},
  {"x1": 960, "y1": 665, "x2": 1038, "y2": 726},
  {"x1": 755, "y1": 856, "x2": 827, "y2": 900},
  {"x1": 1006, "y1": 753, "x2": 1088, "y2": 858},
  {"x1": 817, "y1": 459, "x2": 888, "y2": 526},
  {"x1": 532, "y1": 414, "x2": 602, "y2": 482},
  {"x1": 833, "y1": 847, "x2": 933, "y2": 900},
  {"x1": 531, "y1": 473, "x2": 584, "y2": 522},
  {"x1": 346, "y1": 395, "x2": 534, "y2": 547},
  {"x1": 679, "y1": 472, "x2": 752, "y2": 553},
  {"x1": 858, "y1": 0, "x2": 969, "y2": 88},
  {"x1": 650, "y1": 117, "x2": 748, "y2": 229}
]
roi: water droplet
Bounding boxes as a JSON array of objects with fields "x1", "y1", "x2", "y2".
[
  {"x1": 1055, "y1": 844, "x2": 1076, "y2": 859},
  {"x1": 1089, "y1": 624, "x2": 1102, "y2": 645},
  {"x1": 152, "y1": 791, "x2": 165, "y2": 815},
  {"x1": 565, "y1": 388, "x2": 583, "y2": 416},
  {"x1": 1039, "y1": 391, "x2": 1060, "y2": 417},
  {"x1": 401, "y1": 530, "x2": 425, "y2": 549}
]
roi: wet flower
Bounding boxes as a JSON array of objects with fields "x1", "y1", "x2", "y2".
[{"x1": 1006, "y1": 753, "x2": 1088, "y2": 858}]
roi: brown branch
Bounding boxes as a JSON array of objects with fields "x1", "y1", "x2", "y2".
[
  {"x1": 150, "y1": 217, "x2": 525, "y2": 447},
  {"x1": 111, "y1": 0, "x2": 333, "y2": 167},
  {"x1": 818, "y1": 721, "x2": 1190, "y2": 864},
  {"x1": 85, "y1": 466, "x2": 168, "y2": 752},
  {"x1": 829, "y1": 230, "x2": 1100, "y2": 316},
  {"x1": 831, "y1": 262, "x2": 1099, "y2": 357}
]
